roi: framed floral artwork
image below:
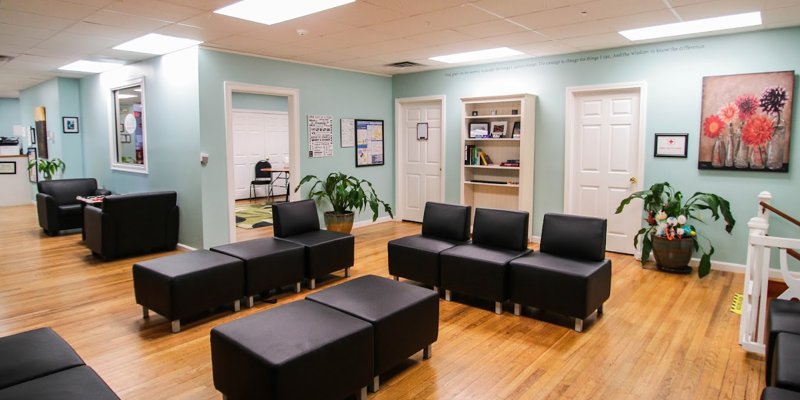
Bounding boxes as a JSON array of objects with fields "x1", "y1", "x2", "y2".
[{"x1": 698, "y1": 70, "x2": 794, "y2": 172}]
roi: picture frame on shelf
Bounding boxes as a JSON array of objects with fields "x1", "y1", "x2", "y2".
[
  {"x1": 62, "y1": 116, "x2": 79, "y2": 134},
  {"x1": 490, "y1": 121, "x2": 507, "y2": 138},
  {"x1": 512, "y1": 121, "x2": 521, "y2": 137},
  {"x1": 469, "y1": 122, "x2": 489, "y2": 138},
  {"x1": 654, "y1": 133, "x2": 688, "y2": 158}
]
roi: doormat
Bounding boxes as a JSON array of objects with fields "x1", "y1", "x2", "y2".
[
  {"x1": 730, "y1": 293, "x2": 743, "y2": 315},
  {"x1": 235, "y1": 204, "x2": 273, "y2": 229}
]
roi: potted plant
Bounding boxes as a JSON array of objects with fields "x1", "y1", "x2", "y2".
[
  {"x1": 295, "y1": 172, "x2": 393, "y2": 234},
  {"x1": 615, "y1": 182, "x2": 735, "y2": 277},
  {"x1": 28, "y1": 158, "x2": 65, "y2": 181}
]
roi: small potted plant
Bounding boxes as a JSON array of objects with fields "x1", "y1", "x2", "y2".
[
  {"x1": 295, "y1": 172, "x2": 393, "y2": 234},
  {"x1": 28, "y1": 158, "x2": 65, "y2": 181},
  {"x1": 615, "y1": 182, "x2": 735, "y2": 277}
]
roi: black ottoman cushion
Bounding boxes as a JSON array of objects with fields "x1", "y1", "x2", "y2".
[
  {"x1": 0, "y1": 328, "x2": 84, "y2": 389},
  {"x1": 772, "y1": 332, "x2": 800, "y2": 391},
  {"x1": 133, "y1": 250, "x2": 244, "y2": 331},
  {"x1": 388, "y1": 235, "x2": 461, "y2": 287},
  {"x1": 282, "y1": 230, "x2": 354, "y2": 281},
  {"x1": 508, "y1": 252, "x2": 611, "y2": 320},
  {"x1": 0, "y1": 365, "x2": 119, "y2": 400},
  {"x1": 767, "y1": 299, "x2": 800, "y2": 384},
  {"x1": 211, "y1": 300, "x2": 373, "y2": 400},
  {"x1": 440, "y1": 244, "x2": 530, "y2": 302},
  {"x1": 307, "y1": 275, "x2": 438, "y2": 388},
  {"x1": 211, "y1": 238, "x2": 305, "y2": 303},
  {"x1": 762, "y1": 387, "x2": 800, "y2": 400}
]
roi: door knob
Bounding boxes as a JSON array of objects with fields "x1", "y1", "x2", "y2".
[{"x1": 629, "y1": 176, "x2": 638, "y2": 185}]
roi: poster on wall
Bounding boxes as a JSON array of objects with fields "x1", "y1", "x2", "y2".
[
  {"x1": 27, "y1": 147, "x2": 38, "y2": 182},
  {"x1": 698, "y1": 70, "x2": 794, "y2": 172},
  {"x1": 355, "y1": 119, "x2": 384, "y2": 167},
  {"x1": 307, "y1": 114, "x2": 333, "y2": 157},
  {"x1": 34, "y1": 106, "x2": 48, "y2": 159},
  {"x1": 340, "y1": 118, "x2": 355, "y2": 147}
]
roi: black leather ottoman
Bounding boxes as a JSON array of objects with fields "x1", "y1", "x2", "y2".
[
  {"x1": 210, "y1": 300, "x2": 373, "y2": 400},
  {"x1": 211, "y1": 238, "x2": 305, "y2": 307},
  {"x1": 767, "y1": 299, "x2": 800, "y2": 384},
  {"x1": 762, "y1": 387, "x2": 800, "y2": 400},
  {"x1": 0, "y1": 328, "x2": 84, "y2": 390},
  {"x1": 306, "y1": 275, "x2": 439, "y2": 392},
  {"x1": 133, "y1": 250, "x2": 244, "y2": 333},
  {"x1": 772, "y1": 332, "x2": 800, "y2": 391},
  {"x1": 282, "y1": 230, "x2": 355, "y2": 289},
  {"x1": 0, "y1": 365, "x2": 119, "y2": 400}
]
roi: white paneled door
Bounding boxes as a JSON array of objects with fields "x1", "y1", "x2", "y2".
[
  {"x1": 399, "y1": 100, "x2": 443, "y2": 222},
  {"x1": 568, "y1": 88, "x2": 643, "y2": 254},
  {"x1": 232, "y1": 110, "x2": 289, "y2": 200}
]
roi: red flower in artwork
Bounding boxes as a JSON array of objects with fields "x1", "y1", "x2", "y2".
[
  {"x1": 741, "y1": 114, "x2": 774, "y2": 146},
  {"x1": 702, "y1": 114, "x2": 724, "y2": 138},
  {"x1": 719, "y1": 103, "x2": 738, "y2": 123},
  {"x1": 735, "y1": 94, "x2": 759, "y2": 120}
]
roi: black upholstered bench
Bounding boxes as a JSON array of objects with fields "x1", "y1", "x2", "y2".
[
  {"x1": 210, "y1": 300, "x2": 373, "y2": 400},
  {"x1": 133, "y1": 250, "x2": 244, "y2": 333},
  {"x1": 772, "y1": 332, "x2": 800, "y2": 391},
  {"x1": 761, "y1": 387, "x2": 800, "y2": 400},
  {"x1": 211, "y1": 238, "x2": 305, "y2": 307},
  {"x1": 767, "y1": 299, "x2": 800, "y2": 385},
  {"x1": 306, "y1": 275, "x2": 439, "y2": 392}
]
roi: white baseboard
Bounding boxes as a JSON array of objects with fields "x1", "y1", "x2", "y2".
[
  {"x1": 652, "y1": 256, "x2": 790, "y2": 282},
  {"x1": 352, "y1": 216, "x2": 393, "y2": 229},
  {"x1": 177, "y1": 243, "x2": 197, "y2": 251}
]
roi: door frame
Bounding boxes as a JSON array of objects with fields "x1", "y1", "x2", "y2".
[
  {"x1": 394, "y1": 95, "x2": 447, "y2": 221},
  {"x1": 563, "y1": 82, "x2": 647, "y2": 253},
  {"x1": 224, "y1": 82, "x2": 300, "y2": 242}
]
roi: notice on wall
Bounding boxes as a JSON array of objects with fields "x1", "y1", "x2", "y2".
[
  {"x1": 307, "y1": 114, "x2": 333, "y2": 158},
  {"x1": 340, "y1": 118, "x2": 355, "y2": 148}
]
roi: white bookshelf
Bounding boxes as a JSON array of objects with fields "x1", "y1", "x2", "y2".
[{"x1": 461, "y1": 94, "x2": 536, "y2": 238}]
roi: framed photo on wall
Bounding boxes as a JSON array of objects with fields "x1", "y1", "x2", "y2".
[
  {"x1": 355, "y1": 119, "x2": 384, "y2": 167},
  {"x1": 62, "y1": 116, "x2": 79, "y2": 134},
  {"x1": 654, "y1": 134, "x2": 688, "y2": 157}
]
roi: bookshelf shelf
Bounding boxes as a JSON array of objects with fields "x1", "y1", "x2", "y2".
[{"x1": 464, "y1": 165, "x2": 520, "y2": 170}]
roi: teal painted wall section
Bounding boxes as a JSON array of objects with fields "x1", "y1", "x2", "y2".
[
  {"x1": 232, "y1": 93, "x2": 288, "y2": 111},
  {"x1": 79, "y1": 47, "x2": 203, "y2": 248},
  {"x1": 393, "y1": 27, "x2": 800, "y2": 266},
  {"x1": 0, "y1": 98, "x2": 20, "y2": 136},
  {"x1": 198, "y1": 49, "x2": 394, "y2": 248},
  {"x1": 57, "y1": 79, "x2": 84, "y2": 177}
]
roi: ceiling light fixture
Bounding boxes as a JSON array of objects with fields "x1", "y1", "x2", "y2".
[
  {"x1": 58, "y1": 60, "x2": 122, "y2": 73},
  {"x1": 113, "y1": 33, "x2": 202, "y2": 55},
  {"x1": 619, "y1": 11, "x2": 761, "y2": 41},
  {"x1": 214, "y1": 0, "x2": 355, "y2": 25},
  {"x1": 429, "y1": 47, "x2": 524, "y2": 64}
]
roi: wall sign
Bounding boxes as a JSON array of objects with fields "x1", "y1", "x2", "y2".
[
  {"x1": 340, "y1": 118, "x2": 355, "y2": 148},
  {"x1": 654, "y1": 134, "x2": 688, "y2": 158},
  {"x1": 355, "y1": 119, "x2": 384, "y2": 167},
  {"x1": 308, "y1": 114, "x2": 333, "y2": 157}
]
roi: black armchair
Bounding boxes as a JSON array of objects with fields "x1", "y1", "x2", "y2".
[
  {"x1": 36, "y1": 178, "x2": 111, "y2": 235},
  {"x1": 439, "y1": 207, "x2": 531, "y2": 314},
  {"x1": 388, "y1": 202, "x2": 471, "y2": 289},
  {"x1": 272, "y1": 199, "x2": 354, "y2": 289},
  {"x1": 508, "y1": 213, "x2": 611, "y2": 332},
  {"x1": 84, "y1": 191, "x2": 179, "y2": 260}
]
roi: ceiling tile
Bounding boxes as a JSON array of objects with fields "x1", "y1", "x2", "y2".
[
  {"x1": 368, "y1": 5, "x2": 496, "y2": 36},
  {"x1": 454, "y1": 19, "x2": 528, "y2": 39},
  {"x1": 672, "y1": 0, "x2": 768, "y2": 20},
  {"x1": 560, "y1": 32, "x2": 632, "y2": 49},
  {"x1": 763, "y1": 4, "x2": 800, "y2": 24},
  {"x1": 155, "y1": 22, "x2": 232, "y2": 42},
  {"x1": 514, "y1": 40, "x2": 580, "y2": 56},
  {"x1": 321, "y1": 1, "x2": 408, "y2": 27},
  {"x1": 84, "y1": 10, "x2": 172, "y2": 32},
  {"x1": 105, "y1": 0, "x2": 205, "y2": 22},
  {"x1": 296, "y1": 27, "x2": 393, "y2": 51},
  {"x1": 483, "y1": 30, "x2": 551, "y2": 46},
  {"x1": 0, "y1": 0, "x2": 100, "y2": 20},
  {"x1": 404, "y1": 29, "x2": 475, "y2": 46},
  {"x1": 206, "y1": 34, "x2": 280, "y2": 53},
  {"x1": 250, "y1": 43, "x2": 317, "y2": 59},
  {"x1": 334, "y1": 38, "x2": 427, "y2": 57},
  {"x1": 246, "y1": 17, "x2": 356, "y2": 44},
  {"x1": 160, "y1": 0, "x2": 235, "y2": 11},
  {"x1": 362, "y1": 0, "x2": 479, "y2": 15},
  {"x1": 180, "y1": 12, "x2": 262, "y2": 36},
  {"x1": 64, "y1": 21, "x2": 141, "y2": 41},
  {"x1": 0, "y1": 9, "x2": 74, "y2": 30}
]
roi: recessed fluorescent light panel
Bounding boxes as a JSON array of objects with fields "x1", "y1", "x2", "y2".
[
  {"x1": 114, "y1": 33, "x2": 202, "y2": 55},
  {"x1": 619, "y1": 11, "x2": 761, "y2": 41},
  {"x1": 215, "y1": 0, "x2": 355, "y2": 25},
  {"x1": 58, "y1": 60, "x2": 121, "y2": 73},
  {"x1": 430, "y1": 47, "x2": 524, "y2": 64}
]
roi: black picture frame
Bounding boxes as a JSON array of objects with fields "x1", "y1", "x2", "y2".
[
  {"x1": 654, "y1": 134, "x2": 688, "y2": 158},
  {"x1": 0, "y1": 161, "x2": 15, "y2": 175},
  {"x1": 30, "y1": 126, "x2": 36, "y2": 144},
  {"x1": 62, "y1": 116, "x2": 79, "y2": 133},
  {"x1": 355, "y1": 119, "x2": 384, "y2": 167},
  {"x1": 468, "y1": 122, "x2": 489, "y2": 138},
  {"x1": 26, "y1": 147, "x2": 38, "y2": 182}
]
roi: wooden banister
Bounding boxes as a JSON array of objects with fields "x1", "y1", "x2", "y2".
[
  {"x1": 789, "y1": 248, "x2": 800, "y2": 262},
  {"x1": 760, "y1": 201, "x2": 800, "y2": 228}
]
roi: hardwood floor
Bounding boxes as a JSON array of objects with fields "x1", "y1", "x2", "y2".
[{"x1": 0, "y1": 203, "x2": 765, "y2": 399}]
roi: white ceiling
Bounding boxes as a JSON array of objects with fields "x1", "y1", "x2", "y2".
[{"x1": 1, "y1": 0, "x2": 799, "y2": 98}]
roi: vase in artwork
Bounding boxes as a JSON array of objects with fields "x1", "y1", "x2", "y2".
[
  {"x1": 749, "y1": 146, "x2": 765, "y2": 169},
  {"x1": 733, "y1": 131, "x2": 749, "y2": 168},
  {"x1": 767, "y1": 123, "x2": 786, "y2": 170},
  {"x1": 711, "y1": 136, "x2": 724, "y2": 167}
]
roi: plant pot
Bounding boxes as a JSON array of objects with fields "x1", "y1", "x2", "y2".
[
  {"x1": 651, "y1": 236, "x2": 693, "y2": 274},
  {"x1": 324, "y1": 211, "x2": 354, "y2": 234}
]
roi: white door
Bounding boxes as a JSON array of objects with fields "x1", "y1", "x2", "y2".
[
  {"x1": 232, "y1": 110, "x2": 289, "y2": 200},
  {"x1": 398, "y1": 99, "x2": 444, "y2": 222},
  {"x1": 567, "y1": 87, "x2": 643, "y2": 254}
]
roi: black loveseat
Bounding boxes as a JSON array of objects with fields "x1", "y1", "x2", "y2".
[
  {"x1": 36, "y1": 178, "x2": 111, "y2": 236},
  {"x1": 761, "y1": 299, "x2": 800, "y2": 400},
  {"x1": 84, "y1": 191, "x2": 179, "y2": 260}
]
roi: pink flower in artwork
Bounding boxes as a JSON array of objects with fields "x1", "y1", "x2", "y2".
[
  {"x1": 718, "y1": 103, "x2": 738, "y2": 123},
  {"x1": 702, "y1": 114, "x2": 724, "y2": 138},
  {"x1": 741, "y1": 114, "x2": 774, "y2": 146},
  {"x1": 735, "y1": 94, "x2": 759, "y2": 120}
]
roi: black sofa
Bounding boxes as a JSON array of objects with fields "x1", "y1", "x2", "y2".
[
  {"x1": 272, "y1": 199, "x2": 354, "y2": 289},
  {"x1": 0, "y1": 327, "x2": 118, "y2": 399},
  {"x1": 762, "y1": 299, "x2": 800, "y2": 399},
  {"x1": 36, "y1": 178, "x2": 111, "y2": 236},
  {"x1": 84, "y1": 191, "x2": 179, "y2": 260},
  {"x1": 388, "y1": 201, "x2": 471, "y2": 290}
]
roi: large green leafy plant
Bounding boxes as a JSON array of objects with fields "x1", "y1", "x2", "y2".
[
  {"x1": 615, "y1": 182, "x2": 735, "y2": 277},
  {"x1": 296, "y1": 172, "x2": 393, "y2": 221},
  {"x1": 28, "y1": 158, "x2": 65, "y2": 181}
]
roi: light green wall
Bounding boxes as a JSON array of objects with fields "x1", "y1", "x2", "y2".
[
  {"x1": 393, "y1": 27, "x2": 800, "y2": 266},
  {"x1": 198, "y1": 49, "x2": 394, "y2": 248},
  {"x1": 0, "y1": 98, "x2": 20, "y2": 136},
  {"x1": 232, "y1": 93, "x2": 288, "y2": 111},
  {"x1": 79, "y1": 47, "x2": 203, "y2": 248}
]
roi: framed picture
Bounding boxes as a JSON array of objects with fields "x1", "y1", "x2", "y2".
[
  {"x1": 512, "y1": 121, "x2": 521, "y2": 137},
  {"x1": 62, "y1": 116, "x2": 79, "y2": 133},
  {"x1": 340, "y1": 118, "x2": 355, "y2": 148},
  {"x1": 29, "y1": 126, "x2": 36, "y2": 144},
  {"x1": 468, "y1": 122, "x2": 489, "y2": 138},
  {"x1": 0, "y1": 161, "x2": 15, "y2": 174},
  {"x1": 654, "y1": 134, "x2": 688, "y2": 158},
  {"x1": 417, "y1": 123, "x2": 428, "y2": 140},
  {"x1": 355, "y1": 119, "x2": 384, "y2": 167},
  {"x1": 490, "y1": 121, "x2": 507, "y2": 138},
  {"x1": 698, "y1": 70, "x2": 794, "y2": 171},
  {"x1": 26, "y1": 147, "x2": 37, "y2": 182}
]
